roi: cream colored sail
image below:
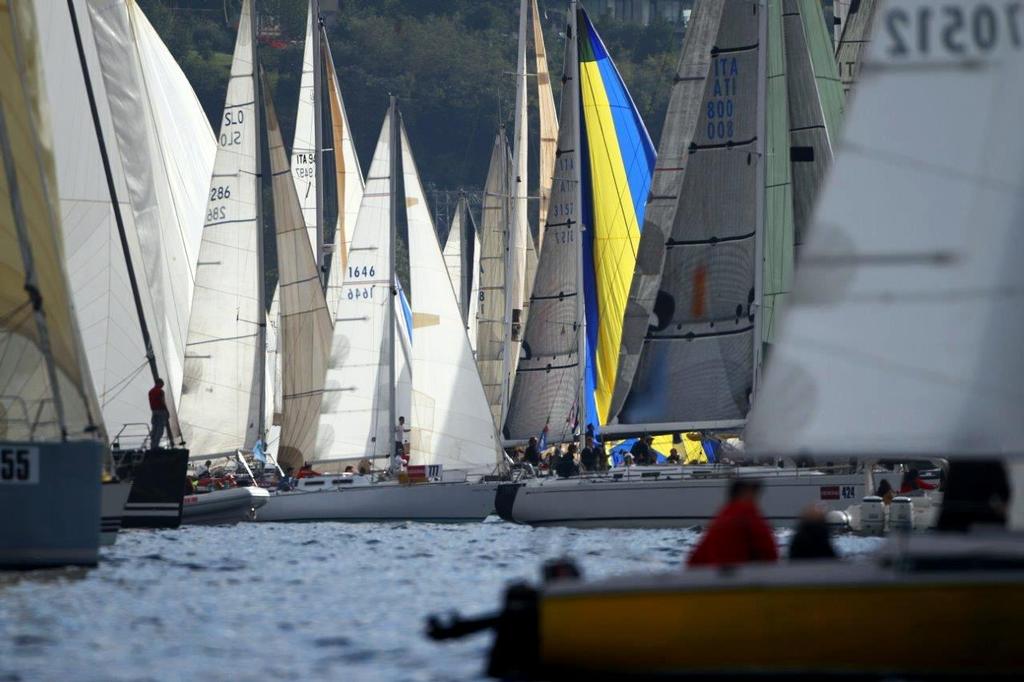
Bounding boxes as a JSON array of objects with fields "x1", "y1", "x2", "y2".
[
  {"x1": 86, "y1": 0, "x2": 215, "y2": 409},
  {"x1": 1, "y1": 0, "x2": 99, "y2": 442},
  {"x1": 475, "y1": 132, "x2": 512, "y2": 426},
  {"x1": 315, "y1": 112, "x2": 395, "y2": 465},
  {"x1": 531, "y1": 0, "x2": 558, "y2": 243},
  {"x1": 402, "y1": 127, "x2": 501, "y2": 475},
  {"x1": 178, "y1": 0, "x2": 261, "y2": 455},
  {"x1": 264, "y1": 78, "x2": 332, "y2": 472},
  {"x1": 323, "y1": 35, "x2": 365, "y2": 319},
  {"x1": 291, "y1": 2, "x2": 318, "y2": 255},
  {"x1": 507, "y1": 0, "x2": 530, "y2": 387}
]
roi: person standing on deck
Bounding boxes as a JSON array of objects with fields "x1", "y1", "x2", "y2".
[
  {"x1": 686, "y1": 480, "x2": 778, "y2": 567},
  {"x1": 148, "y1": 378, "x2": 171, "y2": 449},
  {"x1": 393, "y1": 416, "x2": 410, "y2": 472}
]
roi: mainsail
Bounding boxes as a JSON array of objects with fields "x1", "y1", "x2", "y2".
[
  {"x1": 748, "y1": 0, "x2": 1024, "y2": 456},
  {"x1": 443, "y1": 195, "x2": 472, "y2": 324},
  {"x1": 531, "y1": 0, "x2": 559, "y2": 236},
  {"x1": 178, "y1": 0, "x2": 262, "y2": 456},
  {"x1": 0, "y1": 0, "x2": 99, "y2": 442},
  {"x1": 264, "y1": 77, "x2": 332, "y2": 472},
  {"x1": 402, "y1": 127, "x2": 502, "y2": 475},
  {"x1": 475, "y1": 132, "x2": 513, "y2": 425},
  {"x1": 316, "y1": 113, "x2": 395, "y2": 464},
  {"x1": 835, "y1": 0, "x2": 878, "y2": 97},
  {"x1": 505, "y1": 5, "x2": 655, "y2": 441},
  {"x1": 322, "y1": 33, "x2": 365, "y2": 318},
  {"x1": 291, "y1": 2, "x2": 318, "y2": 256}
]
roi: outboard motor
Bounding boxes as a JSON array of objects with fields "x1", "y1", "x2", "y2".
[
  {"x1": 890, "y1": 496, "x2": 914, "y2": 533},
  {"x1": 860, "y1": 496, "x2": 885, "y2": 536}
]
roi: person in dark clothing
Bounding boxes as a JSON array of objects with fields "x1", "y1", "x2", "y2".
[
  {"x1": 937, "y1": 459, "x2": 1011, "y2": 532},
  {"x1": 630, "y1": 437, "x2": 651, "y2": 466},
  {"x1": 876, "y1": 479, "x2": 895, "y2": 505},
  {"x1": 687, "y1": 479, "x2": 778, "y2": 567},
  {"x1": 148, "y1": 378, "x2": 171, "y2": 449},
  {"x1": 789, "y1": 507, "x2": 837, "y2": 560},
  {"x1": 523, "y1": 437, "x2": 541, "y2": 467},
  {"x1": 555, "y1": 444, "x2": 579, "y2": 478},
  {"x1": 580, "y1": 436, "x2": 598, "y2": 472}
]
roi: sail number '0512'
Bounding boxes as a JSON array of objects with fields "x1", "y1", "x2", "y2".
[
  {"x1": 0, "y1": 447, "x2": 39, "y2": 485},
  {"x1": 886, "y1": 2, "x2": 1024, "y2": 57}
]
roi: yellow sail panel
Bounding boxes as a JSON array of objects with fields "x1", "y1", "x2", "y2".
[{"x1": 577, "y1": 9, "x2": 656, "y2": 425}]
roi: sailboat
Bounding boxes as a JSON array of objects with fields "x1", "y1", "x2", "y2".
[
  {"x1": 176, "y1": 0, "x2": 270, "y2": 525},
  {"x1": 433, "y1": 2, "x2": 1024, "y2": 676},
  {"x1": 257, "y1": 99, "x2": 503, "y2": 523},
  {"x1": 39, "y1": 0, "x2": 206, "y2": 530},
  {"x1": 442, "y1": 193, "x2": 481, "y2": 351},
  {"x1": 494, "y1": 0, "x2": 890, "y2": 528},
  {"x1": 469, "y1": 0, "x2": 559, "y2": 431},
  {"x1": 0, "y1": 0, "x2": 105, "y2": 568}
]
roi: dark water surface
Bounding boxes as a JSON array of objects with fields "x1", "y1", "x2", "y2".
[{"x1": 0, "y1": 521, "x2": 882, "y2": 681}]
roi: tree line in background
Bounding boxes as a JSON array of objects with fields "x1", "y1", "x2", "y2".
[{"x1": 140, "y1": 0, "x2": 681, "y2": 204}]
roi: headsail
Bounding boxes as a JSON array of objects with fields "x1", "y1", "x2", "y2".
[
  {"x1": 531, "y1": 0, "x2": 559, "y2": 236},
  {"x1": 264, "y1": 76, "x2": 332, "y2": 472},
  {"x1": 178, "y1": 0, "x2": 262, "y2": 455},
  {"x1": 443, "y1": 195, "x2": 471, "y2": 323},
  {"x1": 316, "y1": 113, "x2": 395, "y2": 465},
  {"x1": 612, "y1": 0, "x2": 761, "y2": 429},
  {"x1": 1, "y1": 0, "x2": 99, "y2": 441},
  {"x1": 291, "y1": 2, "x2": 318, "y2": 255},
  {"x1": 402, "y1": 126, "x2": 502, "y2": 475},
  {"x1": 748, "y1": 0, "x2": 1024, "y2": 457},
  {"x1": 475, "y1": 132, "x2": 513, "y2": 425},
  {"x1": 835, "y1": 0, "x2": 878, "y2": 97}
]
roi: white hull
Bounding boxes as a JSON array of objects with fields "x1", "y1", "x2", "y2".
[
  {"x1": 181, "y1": 486, "x2": 269, "y2": 525},
  {"x1": 100, "y1": 480, "x2": 133, "y2": 546},
  {"x1": 256, "y1": 480, "x2": 497, "y2": 522},
  {"x1": 496, "y1": 469, "x2": 902, "y2": 529}
]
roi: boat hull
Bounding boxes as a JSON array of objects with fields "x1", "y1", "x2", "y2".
[
  {"x1": 118, "y1": 448, "x2": 188, "y2": 529},
  {"x1": 256, "y1": 480, "x2": 497, "y2": 522},
  {"x1": 181, "y1": 486, "x2": 269, "y2": 525},
  {"x1": 485, "y1": 534, "x2": 1024, "y2": 678},
  {"x1": 497, "y1": 470, "x2": 900, "y2": 528},
  {"x1": 100, "y1": 480, "x2": 133, "y2": 546},
  {"x1": 0, "y1": 441, "x2": 103, "y2": 569}
]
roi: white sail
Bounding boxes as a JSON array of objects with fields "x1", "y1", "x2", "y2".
[
  {"x1": 467, "y1": 209, "x2": 481, "y2": 353},
  {"x1": 316, "y1": 113, "x2": 394, "y2": 465},
  {"x1": 475, "y1": 132, "x2": 512, "y2": 425},
  {"x1": 39, "y1": 0, "x2": 186, "y2": 443},
  {"x1": 401, "y1": 127, "x2": 501, "y2": 475},
  {"x1": 178, "y1": 0, "x2": 261, "y2": 456},
  {"x1": 443, "y1": 200, "x2": 467, "y2": 318},
  {"x1": 748, "y1": 0, "x2": 1024, "y2": 457},
  {"x1": 291, "y1": 2, "x2": 318, "y2": 255},
  {"x1": 1, "y1": 0, "x2": 99, "y2": 442},
  {"x1": 265, "y1": 286, "x2": 282, "y2": 428},
  {"x1": 323, "y1": 36, "x2": 366, "y2": 319},
  {"x1": 86, "y1": 0, "x2": 214, "y2": 409},
  {"x1": 264, "y1": 78, "x2": 332, "y2": 472},
  {"x1": 531, "y1": 0, "x2": 558, "y2": 236},
  {"x1": 508, "y1": 0, "x2": 531, "y2": 366}
]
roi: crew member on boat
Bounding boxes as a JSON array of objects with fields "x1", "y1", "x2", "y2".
[
  {"x1": 394, "y1": 416, "x2": 410, "y2": 472},
  {"x1": 523, "y1": 437, "x2": 541, "y2": 467},
  {"x1": 686, "y1": 480, "x2": 778, "y2": 567},
  {"x1": 898, "y1": 468, "x2": 937, "y2": 493},
  {"x1": 148, "y1": 378, "x2": 171, "y2": 449}
]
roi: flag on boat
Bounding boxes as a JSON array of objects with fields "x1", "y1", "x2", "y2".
[
  {"x1": 577, "y1": 8, "x2": 656, "y2": 429},
  {"x1": 537, "y1": 423, "x2": 549, "y2": 451}
]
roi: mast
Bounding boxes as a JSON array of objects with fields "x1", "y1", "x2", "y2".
[
  {"x1": 252, "y1": 0, "x2": 266, "y2": 439},
  {"x1": 569, "y1": 1, "x2": 584, "y2": 453},
  {"x1": 65, "y1": 1, "x2": 162, "y2": 395},
  {"x1": 751, "y1": 0, "x2": 768, "y2": 396},
  {"x1": 387, "y1": 96, "x2": 398, "y2": 470},
  {"x1": 312, "y1": 0, "x2": 326, "y2": 288}
]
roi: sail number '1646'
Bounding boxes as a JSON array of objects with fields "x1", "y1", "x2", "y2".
[
  {"x1": 0, "y1": 447, "x2": 39, "y2": 484},
  {"x1": 886, "y1": 2, "x2": 1024, "y2": 57}
]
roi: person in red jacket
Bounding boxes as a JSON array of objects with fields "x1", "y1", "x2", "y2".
[
  {"x1": 686, "y1": 479, "x2": 779, "y2": 567},
  {"x1": 148, "y1": 378, "x2": 171, "y2": 449},
  {"x1": 898, "y1": 468, "x2": 938, "y2": 494}
]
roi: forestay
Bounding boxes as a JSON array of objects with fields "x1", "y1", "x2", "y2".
[
  {"x1": 748, "y1": 0, "x2": 1024, "y2": 457},
  {"x1": 178, "y1": 0, "x2": 261, "y2": 456},
  {"x1": 264, "y1": 80, "x2": 332, "y2": 472},
  {"x1": 402, "y1": 127, "x2": 501, "y2": 475}
]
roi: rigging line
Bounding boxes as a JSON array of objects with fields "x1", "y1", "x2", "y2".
[
  {"x1": 0, "y1": 300, "x2": 32, "y2": 329},
  {"x1": 100, "y1": 360, "x2": 149, "y2": 405}
]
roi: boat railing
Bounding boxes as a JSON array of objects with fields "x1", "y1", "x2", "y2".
[
  {"x1": 0, "y1": 395, "x2": 35, "y2": 439},
  {"x1": 112, "y1": 422, "x2": 151, "y2": 451}
]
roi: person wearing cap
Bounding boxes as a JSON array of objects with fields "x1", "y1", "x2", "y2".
[{"x1": 686, "y1": 479, "x2": 778, "y2": 567}]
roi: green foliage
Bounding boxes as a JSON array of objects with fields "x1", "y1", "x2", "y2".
[{"x1": 138, "y1": 0, "x2": 682, "y2": 199}]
